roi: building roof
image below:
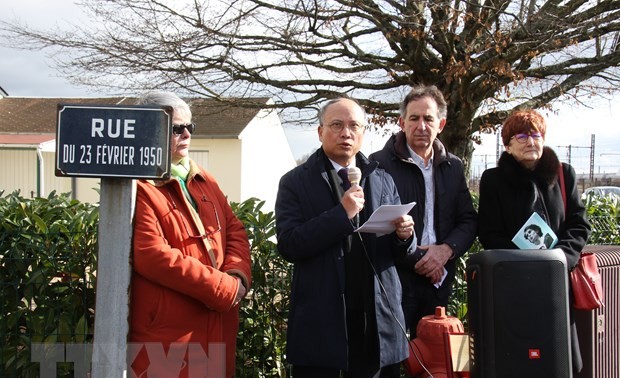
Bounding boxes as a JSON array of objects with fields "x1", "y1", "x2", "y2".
[
  {"x1": 0, "y1": 96, "x2": 271, "y2": 139},
  {"x1": 189, "y1": 97, "x2": 272, "y2": 138},
  {"x1": 0, "y1": 134, "x2": 54, "y2": 145}
]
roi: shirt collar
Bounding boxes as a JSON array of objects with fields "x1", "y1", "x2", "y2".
[
  {"x1": 328, "y1": 158, "x2": 356, "y2": 172},
  {"x1": 406, "y1": 144, "x2": 434, "y2": 168}
]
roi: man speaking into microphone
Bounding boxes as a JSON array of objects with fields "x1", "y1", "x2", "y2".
[{"x1": 275, "y1": 96, "x2": 416, "y2": 378}]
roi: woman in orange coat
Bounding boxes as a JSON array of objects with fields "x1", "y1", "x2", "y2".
[{"x1": 129, "y1": 91, "x2": 251, "y2": 377}]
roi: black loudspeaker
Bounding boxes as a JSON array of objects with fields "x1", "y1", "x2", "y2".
[{"x1": 466, "y1": 249, "x2": 572, "y2": 378}]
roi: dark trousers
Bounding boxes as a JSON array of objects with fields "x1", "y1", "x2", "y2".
[{"x1": 401, "y1": 276, "x2": 449, "y2": 337}]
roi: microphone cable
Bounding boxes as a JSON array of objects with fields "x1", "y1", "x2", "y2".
[
  {"x1": 339, "y1": 166, "x2": 434, "y2": 377},
  {"x1": 354, "y1": 231, "x2": 435, "y2": 378}
]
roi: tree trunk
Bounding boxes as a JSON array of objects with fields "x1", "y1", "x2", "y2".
[
  {"x1": 441, "y1": 129, "x2": 475, "y2": 178},
  {"x1": 440, "y1": 97, "x2": 476, "y2": 178}
]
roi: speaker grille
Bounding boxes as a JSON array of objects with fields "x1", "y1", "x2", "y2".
[
  {"x1": 466, "y1": 249, "x2": 572, "y2": 378},
  {"x1": 493, "y1": 260, "x2": 570, "y2": 376}
]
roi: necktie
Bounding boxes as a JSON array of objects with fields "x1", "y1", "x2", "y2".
[{"x1": 338, "y1": 168, "x2": 351, "y2": 191}]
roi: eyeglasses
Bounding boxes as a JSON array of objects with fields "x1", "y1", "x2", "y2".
[
  {"x1": 324, "y1": 121, "x2": 365, "y2": 133},
  {"x1": 184, "y1": 199, "x2": 220, "y2": 240},
  {"x1": 512, "y1": 132, "x2": 543, "y2": 144},
  {"x1": 168, "y1": 191, "x2": 221, "y2": 240},
  {"x1": 172, "y1": 123, "x2": 196, "y2": 135}
]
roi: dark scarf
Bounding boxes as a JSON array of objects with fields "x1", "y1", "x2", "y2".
[
  {"x1": 497, "y1": 146, "x2": 562, "y2": 222},
  {"x1": 497, "y1": 146, "x2": 561, "y2": 189}
]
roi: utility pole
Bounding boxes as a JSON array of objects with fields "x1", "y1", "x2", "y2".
[
  {"x1": 496, "y1": 131, "x2": 502, "y2": 162},
  {"x1": 556, "y1": 137, "x2": 592, "y2": 174},
  {"x1": 590, "y1": 134, "x2": 595, "y2": 180}
]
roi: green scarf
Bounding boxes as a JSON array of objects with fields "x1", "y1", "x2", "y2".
[
  {"x1": 171, "y1": 157, "x2": 190, "y2": 181},
  {"x1": 170, "y1": 157, "x2": 195, "y2": 208}
]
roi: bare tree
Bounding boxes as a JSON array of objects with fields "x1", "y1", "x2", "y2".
[{"x1": 2, "y1": 0, "x2": 620, "y2": 168}]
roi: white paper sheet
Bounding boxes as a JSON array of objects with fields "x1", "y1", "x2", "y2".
[{"x1": 354, "y1": 202, "x2": 416, "y2": 236}]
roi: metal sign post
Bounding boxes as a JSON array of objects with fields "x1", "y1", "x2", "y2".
[
  {"x1": 55, "y1": 105, "x2": 171, "y2": 377},
  {"x1": 90, "y1": 178, "x2": 135, "y2": 377}
]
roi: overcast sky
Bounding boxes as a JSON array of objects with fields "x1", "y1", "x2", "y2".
[
  {"x1": 2, "y1": 0, "x2": 619, "y2": 175},
  {"x1": 0, "y1": 0, "x2": 105, "y2": 97}
]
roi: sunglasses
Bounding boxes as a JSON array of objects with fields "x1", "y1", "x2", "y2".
[{"x1": 172, "y1": 123, "x2": 196, "y2": 135}]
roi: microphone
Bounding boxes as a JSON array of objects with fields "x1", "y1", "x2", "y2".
[
  {"x1": 347, "y1": 167, "x2": 362, "y2": 228},
  {"x1": 347, "y1": 166, "x2": 362, "y2": 187}
]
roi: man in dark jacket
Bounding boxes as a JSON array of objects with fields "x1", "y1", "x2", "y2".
[
  {"x1": 275, "y1": 97, "x2": 415, "y2": 378},
  {"x1": 369, "y1": 85, "x2": 477, "y2": 335}
]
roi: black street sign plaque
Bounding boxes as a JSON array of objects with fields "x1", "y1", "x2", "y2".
[{"x1": 56, "y1": 104, "x2": 171, "y2": 179}]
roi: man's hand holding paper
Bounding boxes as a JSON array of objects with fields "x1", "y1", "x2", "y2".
[
  {"x1": 393, "y1": 214, "x2": 415, "y2": 241},
  {"x1": 354, "y1": 202, "x2": 416, "y2": 236}
]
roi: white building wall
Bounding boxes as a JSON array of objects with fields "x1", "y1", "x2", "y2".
[
  {"x1": 41, "y1": 150, "x2": 73, "y2": 198},
  {"x1": 189, "y1": 139, "x2": 242, "y2": 203},
  {"x1": 0, "y1": 148, "x2": 38, "y2": 197},
  {"x1": 0, "y1": 148, "x2": 100, "y2": 202},
  {"x1": 73, "y1": 177, "x2": 101, "y2": 204},
  {"x1": 239, "y1": 107, "x2": 296, "y2": 212},
  {"x1": 41, "y1": 150, "x2": 99, "y2": 203}
]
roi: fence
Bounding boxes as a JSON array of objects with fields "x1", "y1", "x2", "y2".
[{"x1": 1, "y1": 194, "x2": 618, "y2": 377}]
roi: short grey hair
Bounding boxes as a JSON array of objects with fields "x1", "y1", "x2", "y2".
[
  {"x1": 136, "y1": 91, "x2": 192, "y2": 120},
  {"x1": 399, "y1": 85, "x2": 447, "y2": 119},
  {"x1": 317, "y1": 96, "x2": 366, "y2": 126}
]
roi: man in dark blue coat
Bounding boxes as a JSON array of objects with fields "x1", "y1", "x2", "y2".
[
  {"x1": 369, "y1": 85, "x2": 477, "y2": 336},
  {"x1": 275, "y1": 97, "x2": 415, "y2": 378}
]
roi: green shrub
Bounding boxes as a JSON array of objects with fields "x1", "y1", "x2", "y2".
[
  {"x1": 0, "y1": 190, "x2": 99, "y2": 377},
  {"x1": 583, "y1": 193, "x2": 620, "y2": 244},
  {"x1": 232, "y1": 198, "x2": 291, "y2": 378},
  {"x1": 0, "y1": 192, "x2": 289, "y2": 377},
  {"x1": 1, "y1": 189, "x2": 617, "y2": 377}
]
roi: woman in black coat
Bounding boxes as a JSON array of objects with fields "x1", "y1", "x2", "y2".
[{"x1": 478, "y1": 109, "x2": 591, "y2": 374}]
